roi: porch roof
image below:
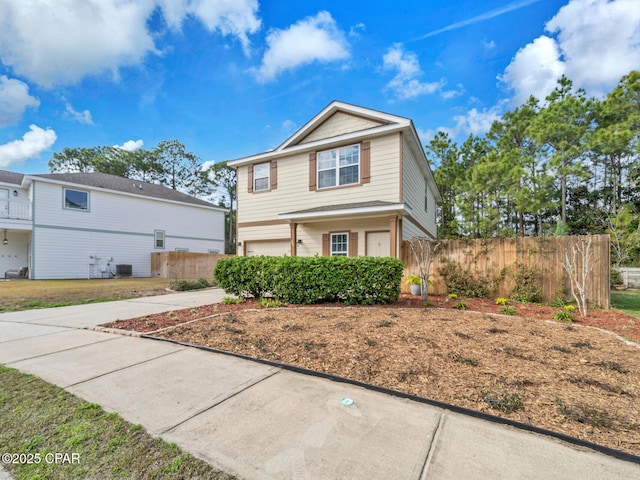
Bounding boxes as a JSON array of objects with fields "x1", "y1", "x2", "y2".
[{"x1": 278, "y1": 200, "x2": 411, "y2": 222}]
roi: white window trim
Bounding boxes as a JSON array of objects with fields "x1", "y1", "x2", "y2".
[
  {"x1": 253, "y1": 162, "x2": 270, "y2": 192},
  {"x1": 330, "y1": 232, "x2": 349, "y2": 256},
  {"x1": 317, "y1": 144, "x2": 360, "y2": 189},
  {"x1": 154, "y1": 230, "x2": 165, "y2": 249},
  {"x1": 63, "y1": 188, "x2": 90, "y2": 212}
]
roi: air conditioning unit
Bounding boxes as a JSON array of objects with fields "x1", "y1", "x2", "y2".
[{"x1": 116, "y1": 264, "x2": 132, "y2": 277}]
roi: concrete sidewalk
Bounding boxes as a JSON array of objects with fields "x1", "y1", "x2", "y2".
[{"x1": 1, "y1": 289, "x2": 638, "y2": 479}]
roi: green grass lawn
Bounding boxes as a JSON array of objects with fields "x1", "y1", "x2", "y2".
[
  {"x1": 0, "y1": 365, "x2": 235, "y2": 480},
  {"x1": 611, "y1": 288, "x2": 640, "y2": 318},
  {"x1": 0, "y1": 278, "x2": 172, "y2": 312}
]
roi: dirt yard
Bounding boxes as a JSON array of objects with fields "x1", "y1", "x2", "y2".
[{"x1": 103, "y1": 296, "x2": 640, "y2": 457}]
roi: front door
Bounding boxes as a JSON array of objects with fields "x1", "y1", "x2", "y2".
[{"x1": 366, "y1": 231, "x2": 390, "y2": 257}]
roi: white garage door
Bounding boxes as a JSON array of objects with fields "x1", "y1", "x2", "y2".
[
  {"x1": 366, "y1": 231, "x2": 390, "y2": 257},
  {"x1": 246, "y1": 240, "x2": 290, "y2": 256}
]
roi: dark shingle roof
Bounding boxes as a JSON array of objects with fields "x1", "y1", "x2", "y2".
[
  {"x1": 30, "y1": 172, "x2": 217, "y2": 208},
  {"x1": 0, "y1": 170, "x2": 25, "y2": 186}
]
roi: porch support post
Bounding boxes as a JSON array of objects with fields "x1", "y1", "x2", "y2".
[
  {"x1": 290, "y1": 223, "x2": 298, "y2": 256},
  {"x1": 389, "y1": 215, "x2": 398, "y2": 258}
]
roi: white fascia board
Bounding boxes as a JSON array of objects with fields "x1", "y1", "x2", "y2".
[
  {"x1": 25, "y1": 176, "x2": 227, "y2": 213},
  {"x1": 279, "y1": 203, "x2": 412, "y2": 222},
  {"x1": 228, "y1": 122, "x2": 409, "y2": 168}
]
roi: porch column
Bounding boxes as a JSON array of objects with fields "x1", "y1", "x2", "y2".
[
  {"x1": 290, "y1": 223, "x2": 298, "y2": 256},
  {"x1": 388, "y1": 215, "x2": 398, "y2": 258}
]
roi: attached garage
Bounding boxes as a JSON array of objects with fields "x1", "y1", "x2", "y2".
[{"x1": 245, "y1": 240, "x2": 290, "y2": 257}]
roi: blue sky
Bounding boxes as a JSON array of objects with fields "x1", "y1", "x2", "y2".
[{"x1": 1, "y1": 0, "x2": 639, "y2": 174}]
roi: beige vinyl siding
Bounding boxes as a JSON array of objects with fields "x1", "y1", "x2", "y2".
[
  {"x1": 296, "y1": 218, "x2": 389, "y2": 257},
  {"x1": 237, "y1": 133, "x2": 401, "y2": 224},
  {"x1": 299, "y1": 112, "x2": 384, "y2": 144},
  {"x1": 239, "y1": 224, "x2": 290, "y2": 241},
  {"x1": 402, "y1": 136, "x2": 437, "y2": 238}
]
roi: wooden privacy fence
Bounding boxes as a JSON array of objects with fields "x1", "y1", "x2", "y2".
[
  {"x1": 401, "y1": 235, "x2": 610, "y2": 308},
  {"x1": 151, "y1": 252, "x2": 230, "y2": 279}
]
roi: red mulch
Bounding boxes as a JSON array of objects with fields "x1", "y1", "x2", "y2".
[{"x1": 101, "y1": 294, "x2": 640, "y2": 342}]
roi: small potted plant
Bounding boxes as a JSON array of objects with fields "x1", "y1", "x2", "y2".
[{"x1": 406, "y1": 275, "x2": 422, "y2": 296}]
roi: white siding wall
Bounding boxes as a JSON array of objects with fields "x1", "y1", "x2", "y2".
[
  {"x1": 237, "y1": 133, "x2": 401, "y2": 226},
  {"x1": 300, "y1": 112, "x2": 383, "y2": 143},
  {"x1": 402, "y1": 136, "x2": 437, "y2": 238},
  {"x1": 31, "y1": 180, "x2": 224, "y2": 279},
  {"x1": 0, "y1": 231, "x2": 30, "y2": 273}
]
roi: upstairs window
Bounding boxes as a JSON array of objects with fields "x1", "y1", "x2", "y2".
[
  {"x1": 317, "y1": 144, "x2": 360, "y2": 189},
  {"x1": 64, "y1": 188, "x2": 89, "y2": 211},
  {"x1": 253, "y1": 163, "x2": 270, "y2": 191}
]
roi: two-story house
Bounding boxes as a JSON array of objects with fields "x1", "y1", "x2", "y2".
[
  {"x1": 0, "y1": 170, "x2": 226, "y2": 279},
  {"x1": 229, "y1": 101, "x2": 441, "y2": 257}
]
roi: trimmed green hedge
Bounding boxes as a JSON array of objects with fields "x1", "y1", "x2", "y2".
[{"x1": 214, "y1": 256, "x2": 404, "y2": 305}]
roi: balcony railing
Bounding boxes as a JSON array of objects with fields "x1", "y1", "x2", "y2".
[{"x1": 0, "y1": 200, "x2": 32, "y2": 220}]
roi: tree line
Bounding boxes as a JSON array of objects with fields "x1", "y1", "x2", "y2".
[
  {"x1": 427, "y1": 71, "x2": 640, "y2": 267},
  {"x1": 48, "y1": 139, "x2": 237, "y2": 253}
]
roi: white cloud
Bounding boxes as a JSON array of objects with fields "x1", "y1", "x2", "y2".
[
  {"x1": 500, "y1": 36, "x2": 564, "y2": 105},
  {"x1": 282, "y1": 119, "x2": 296, "y2": 132},
  {"x1": 383, "y1": 44, "x2": 443, "y2": 100},
  {"x1": 501, "y1": 0, "x2": 640, "y2": 104},
  {"x1": 64, "y1": 102, "x2": 94, "y2": 125},
  {"x1": 441, "y1": 83, "x2": 465, "y2": 100},
  {"x1": 0, "y1": 0, "x2": 262, "y2": 88},
  {"x1": 546, "y1": 0, "x2": 640, "y2": 95},
  {"x1": 157, "y1": 0, "x2": 261, "y2": 54},
  {"x1": 113, "y1": 139, "x2": 144, "y2": 151},
  {"x1": 0, "y1": 124, "x2": 57, "y2": 168},
  {"x1": 255, "y1": 11, "x2": 350, "y2": 82},
  {"x1": 0, "y1": 76, "x2": 40, "y2": 127},
  {"x1": 441, "y1": 106, "x2": 503, "y2": 139}
]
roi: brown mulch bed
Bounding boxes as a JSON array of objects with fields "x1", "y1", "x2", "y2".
[{"x1": 101, "y1": 295, "x2": 640, "y2": 457}]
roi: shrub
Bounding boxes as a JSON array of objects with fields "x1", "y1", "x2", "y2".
[
  {"x1": 214, "y1": 255, "x2": 404, "y2": 305},
  {"x1": 495, "y1": 297, "x2": 508, "y2": 305},
  {"x1": 455, "y1": 301, "x2": 468, "y2": 310},
  {"x1": 438, "y1": 260, "x2": 489, "y2": 298},
  {"x1": 500, "y1": 306, "x2": 517, "y2": 316},
  {"x1": 257, "y1": 298, "x2": 282, "y2": 308},
  {"x1": 553, "y1": 305, "x2": 575, "y2": 323},
  {"x1": 169, "y1": 278, "x2": 212, "y2": 291},
  {"x1": 510, "y1": 263, "x2": 542, "y2": 303}
]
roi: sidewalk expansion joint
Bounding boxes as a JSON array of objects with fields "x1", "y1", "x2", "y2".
[
  {"x1": 6, "y1": 336, "x2": 119, "y2": 365},
  {"x1": 159, "y1": 369, "x2": 281, "y2": 435},
  {"x1": 419, "y1": 413, "x2": 445, "y2": 480},
  {"x1": 63, "y1": 347, "x2": 186, "y2": 389}
]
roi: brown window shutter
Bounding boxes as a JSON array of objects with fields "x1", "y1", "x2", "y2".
[
  {"x1": 309, "y1": 152, "x2": 317, "y2": 191},
  {"x1": 270, "y1": 161, "x2": 277, "y2": 190},
  {"x1": 349, "y1": 232, "x2": 358, "y2": 257},
  {"x1": 322, "y1": 233, "x2": 330, "y2": 256},
  {"x1": 361, "y1": 141, "x2": 370, "y2": 184},
  {"x1": 248, "y1": 165, "x2": 254, "y2": 193}
]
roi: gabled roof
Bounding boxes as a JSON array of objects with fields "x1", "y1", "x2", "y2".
[
  {"x1": 228, "y1": 101, "x2": 412, "y2": 167},
  {"x1": 21, "y1": 171, "x2": 223, "y2": 210},
  {"x1": 276, "y1": 101, "x2": 411, "y2": 151}
]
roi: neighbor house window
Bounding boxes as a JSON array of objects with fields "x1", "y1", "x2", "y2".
[
  {"x1": 64, "y1": 188, "x2": 89, "y2": 211},
  {"x1": 154, "y1": 230, "x2": 165, "y2": 249},
  {"x1": 175, "y1": 248, "x2": 188, "y2": 252},
  {"x1": 330, "y1": 233, "x2": 348, "y2": 256},
  {"x1": 253, "y1": 163, "x2": 270, "y2": 191},
  {"x1": 317, "y1": 144, "x2": 360, "y2": 189},
  {"x1": 424, "y1": 179, "x2": 429, "y2": 211}
]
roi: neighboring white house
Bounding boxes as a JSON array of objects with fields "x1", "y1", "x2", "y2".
[
  {"x1": 228, "y1": 101, "x2": 441, "y2": 258},
  {"x1": 0, "y1": 171, "x2": 226, "y2": 279}
]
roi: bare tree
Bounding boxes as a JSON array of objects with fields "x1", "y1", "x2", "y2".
[
  {"x1": 562, "y1": 236, "x2": 595, "y2": 317},
  {"x1": 407, "y1": 237, "x2": 443, "y2": 300}
]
